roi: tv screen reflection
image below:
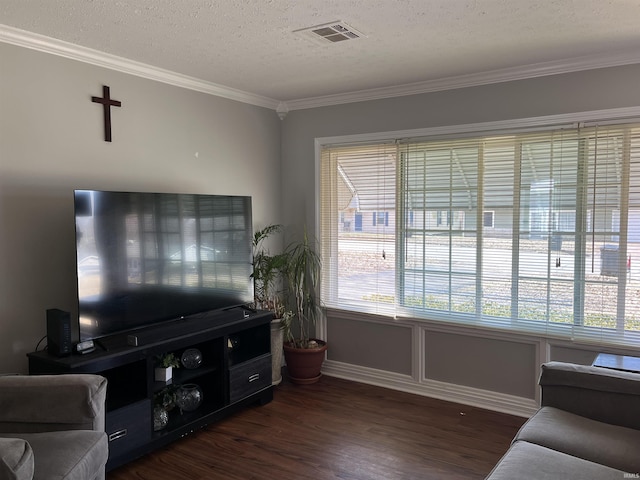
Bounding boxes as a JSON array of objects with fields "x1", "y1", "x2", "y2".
[{"x1": 75, "y1": 190, "x2": 253, "y2": 339}]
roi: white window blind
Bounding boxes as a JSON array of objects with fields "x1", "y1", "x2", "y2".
[
  {"x1": 320, "y1": 143, "x2": 398, "y2": 316},
  {"x1": 320, "y1": 123, "x2": 640, "y2": 346}
]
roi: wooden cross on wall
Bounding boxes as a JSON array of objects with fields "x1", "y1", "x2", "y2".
[{"x1": 92, "y1": 85, "x2": 121, "y2": 142}]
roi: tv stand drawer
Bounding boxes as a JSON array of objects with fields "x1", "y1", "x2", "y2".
[
  {"x1": 229, "y1": 353, "x2": 271, "y2": 403},
  {"x1": 106, "y1": 399, "x2": 151, "y2": 459}
]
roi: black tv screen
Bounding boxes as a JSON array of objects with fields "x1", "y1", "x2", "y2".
[{"x1": 74, "y1": 190, "x2": 254, "y2": 340}]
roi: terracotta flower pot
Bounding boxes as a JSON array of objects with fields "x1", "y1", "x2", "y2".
[{"x1": 283, "y1": 339, "x2": 328, "y2": 385}]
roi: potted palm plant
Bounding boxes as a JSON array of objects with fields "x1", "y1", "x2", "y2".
[
  {"x1": 252, "y1": 224, "x2": 289, "y2": 385},
  {"x1": 280, "y1": 229, "x2": 326, "y2": 384}
]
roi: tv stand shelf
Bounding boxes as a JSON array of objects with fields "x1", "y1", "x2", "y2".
[{"x1": 27, "y1": 309, "x2": 273, "y2": 471}]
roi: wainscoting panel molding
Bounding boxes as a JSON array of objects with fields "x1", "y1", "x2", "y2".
[{"x1": 322, "y1": 359, "x2": 539, "y2": 418}]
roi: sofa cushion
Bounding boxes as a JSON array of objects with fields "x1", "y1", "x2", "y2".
[
  {"x1": 0, "y1": 431, "x2": 107, "y2": 480},
  {"x1": 515, "y1": 406, "x2": 640, "y2": 473},
  {"x1": 0, "y1": 437, "x2": 34, "y2": 480},
  {"x1": 486, "y1": 441, "x2": 625, "y2": 480},
  {"x1": 0, "y1": 375, "x2": 107, "y2": 433}
]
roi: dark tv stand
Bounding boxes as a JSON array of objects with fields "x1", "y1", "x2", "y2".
[{"x1": 27, "y1": 308, "x2": 273, "y2": 471}]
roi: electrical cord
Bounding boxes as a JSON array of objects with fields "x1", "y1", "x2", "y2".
[{"x1": 35, "y1": 335, "x2": 47, "y2": 352}]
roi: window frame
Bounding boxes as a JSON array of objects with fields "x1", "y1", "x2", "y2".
[{"x1": 316, "y1": 106, "x2": 640, "y2": 348}]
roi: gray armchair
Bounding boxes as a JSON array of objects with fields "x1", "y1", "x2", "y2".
[{"x1": 0, "y1": 374, "x2": 108, "y2": 480}]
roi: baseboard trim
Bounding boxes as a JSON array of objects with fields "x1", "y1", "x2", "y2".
[{"x1": 322, "y1": 360, "x2": 538, "y2": 418}]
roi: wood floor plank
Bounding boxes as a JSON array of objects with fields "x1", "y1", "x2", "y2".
[{"x1": 108, "y1": 375, "x2": 525, "y2": 479}]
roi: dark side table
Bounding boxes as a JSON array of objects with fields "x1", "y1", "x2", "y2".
[{"x1": 592, "y1": 353, "x2": 640, "y2": 374}]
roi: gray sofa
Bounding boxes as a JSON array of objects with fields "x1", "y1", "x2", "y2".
[
  {"x1": 487, "y1": 361, "x2": 640, "y2": 479},
  {"x1": 0, "y1": 374, "x2": 108, "y2": 480}
]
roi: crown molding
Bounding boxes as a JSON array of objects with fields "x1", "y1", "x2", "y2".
[
  {"x1": 0, "y1": 24, "x2": 280, "y2": 110},
  {"x1": 284, "y1": 51, "x2": 640, "y2": 111},
  {"x1": 3, "y1": 24, "x2": 640, "y2": 114}
]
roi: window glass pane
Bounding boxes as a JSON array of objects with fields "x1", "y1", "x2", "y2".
[
  {"x1": 627, "y1": 131, "x2": 640, "y2": 331},
  {"x1": 581, "y1": 131, "x2": 627, "y2": 332},
  {"x1": 400, "y1": 143, "x2": 479, "y2": 314},
  {"x1": 481, "y1": 141, "x2": 516, "y2": 320},
  {"x1": 321, "y1": 144, "x2": 397, "y2": 315}
]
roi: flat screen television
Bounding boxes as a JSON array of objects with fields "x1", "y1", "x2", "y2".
[{"x1": 74, "y1": 190, "x2": 254, "y2": 341}]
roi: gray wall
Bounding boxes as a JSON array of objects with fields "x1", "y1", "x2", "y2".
[
  {"x1": 0, "y1": 43, "x2": 282, "y2": 373},
  {"x1": 281, "y1": 64, "x2": 640, "y2": 405}
]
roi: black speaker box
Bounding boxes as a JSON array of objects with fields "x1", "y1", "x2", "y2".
[{"x1": 47, "y1": 308, "x2": 72, "y2": 357}]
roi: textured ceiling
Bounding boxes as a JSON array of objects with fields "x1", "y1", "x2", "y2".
[{"x1": 2, "y1": 0, "x2": 640, "y2": 105}]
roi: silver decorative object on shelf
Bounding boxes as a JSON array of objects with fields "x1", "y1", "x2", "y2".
[
  {"x1": 181, "y1": 348, "x2": 203, "y2": 369},
  {"x1": 176, "y1": 384, "x2": 203, "y2": 413},
  {"x1": 153, "y1": 406, "x2": 169, "y2": 431}
]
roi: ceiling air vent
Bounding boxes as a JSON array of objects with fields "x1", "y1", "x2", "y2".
[{"x1": 294, "y1": 21, "x2": 364, "y2": 45}]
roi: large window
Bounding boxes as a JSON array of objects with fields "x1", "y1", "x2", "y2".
[{"x1": 320, "y1": 121, "x2": 640, "y2": 346}]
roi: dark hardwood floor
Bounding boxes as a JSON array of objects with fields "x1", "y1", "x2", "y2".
[{"x1": 108, "y1": 375, "x2": 525, "y2": 480}]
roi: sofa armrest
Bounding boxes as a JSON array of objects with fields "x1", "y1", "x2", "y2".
[
  {"x1": 540, "y1": 361, "x2": 640, "y2": 429},
  {"x1": 0, "y1": 374, "x2": 106, "y2": 434}
]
